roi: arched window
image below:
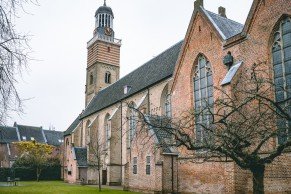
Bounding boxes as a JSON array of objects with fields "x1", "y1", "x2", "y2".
[
  {"x1": 165, "y1": 94, "x2": 172, "y2": 118},
  {"x1": 272, "y1": 16, "x2": 291, "y2": 144},
  {"x1": 105, "y1": 72, "x2": 111, "y2": 84},
  {"x1": 193, "y1": 55, "x2": 214, "y2": 144},
  {"x1": 89, "y1": 74, "x2": 94, "y2": 85},
  {"x1": 104, "y1": 114, "x2": 110, "y2": 148},
  {"x1": 86, "y1": 120, "x2": 91, "y2": 144},
  {"x1": 128, "y1": 102, "x2": 137, "y2": 146}
]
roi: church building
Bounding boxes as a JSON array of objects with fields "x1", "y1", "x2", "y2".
[{"x1": 63, "y1": 0, "x2": 291, "y2": 193}]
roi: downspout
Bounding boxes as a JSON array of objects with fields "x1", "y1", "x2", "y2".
[
  {"x1": 147, "y1": 88, "x2": 150, "y2": 114},
  {"x1": 120, "y1": 101, "x2": 123, "y2": 186},
  {"x1": 171, "y1": 155, "x2": 174, "y2": 193}
]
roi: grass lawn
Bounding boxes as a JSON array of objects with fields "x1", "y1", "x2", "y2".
[{"x1": 0, "y1": 181, "x2": 139, "y2": 194}]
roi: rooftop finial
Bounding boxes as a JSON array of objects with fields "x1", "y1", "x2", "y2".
[{"x1": 104, "y1": 0, "x2": 106, "y2": 6}]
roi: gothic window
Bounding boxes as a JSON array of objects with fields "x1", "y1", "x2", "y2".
[
  {"x1": 105, "y1": 72, "x2": 111, "y2": 84},
  {"x1": 129, "y1": 103, "x2": 137, "y2": 144},
  {"x1": 272, "y1": 16, "x2": 291, "y2": 144},
  {"x1": 165, "y1": 94, "x2": 172, "y2": 117},
  {"x1": 133, "y1": 157, "x2": 137, "y2": 174},
  {"x1": 104, "y1": 114, "x2": 110, "y2": 148},
  {"x1": 193, "y1": 55, "x2": 214, "y2": 144},
  {"x1": 89, "y1": 74, "x2": 94, "y2": 85},
  {"x1": 146, "y1": 156, "x2": 151, "y2": 175}
]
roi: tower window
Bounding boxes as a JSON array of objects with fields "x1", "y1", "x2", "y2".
[
  {"x1": 89, "y1": 74, "x2": 94, "y2": 85},
  {"x1": 105, "y1": 72, "x2": 111, "y2": 84},
  {"x1": 107, "y1": 46, "x2": 111, "y2": 52}
]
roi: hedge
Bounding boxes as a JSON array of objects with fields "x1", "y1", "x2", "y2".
[{"x1": 0, "y1": 166, "x2": 61, "y2": 181}]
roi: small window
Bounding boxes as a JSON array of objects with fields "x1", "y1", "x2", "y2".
[
  {"x1": 89, "y1": 74, "x2": 94, "y2": 85},
  {"x1": 105, "y1": 72, "x2": 111, "y2": 84},
  {"x1": 133, "y1": 157, "x2": 137, "y2": 174},
  {"x1": 107, "y1": 46, "x2": 111, "y2": 52},
  {"x1": 146, "y1": 156, "x2": 151, "y2": 175},
  {"x1": 22, "y1": 136, "x2": 26, "y2": 141}
]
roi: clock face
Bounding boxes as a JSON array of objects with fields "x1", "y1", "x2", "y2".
[{"x1": 105, "y1": 27, "x2": 112, "y2": 36}]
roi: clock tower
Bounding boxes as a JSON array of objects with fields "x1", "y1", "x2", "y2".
[{"x1": 85, "y1": 0, "x2": 121, "y2": 106}]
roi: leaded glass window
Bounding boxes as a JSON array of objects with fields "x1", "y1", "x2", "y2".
[
  {"x1": 146, "y1": 156, "x2": 151, "y2": 175},
  {"x1": 165, "y1": 94, "x2": 172, "y2": 117},
  {"x1": 193, "y1": 55, "x2": 214, "y2": 144},
  {"x1": 128, "y1": 103, "x2": 137, "y2": 147},
  {"x1": 133, "y1": 157, "x2": 137, "y2": 174},
  {"x1": 272, "y1": 16, "x2": 291, "y2": 144},
  {"x1": 104, "y1": 115, "x2": 110, "y2": 148}
]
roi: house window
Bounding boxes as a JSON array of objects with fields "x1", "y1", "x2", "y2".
[
  {"x1": 165, "y1": 94, "x2": 172, "y2": 117},
  {"x1": 105, "y1": 72, "x2": 111, "y2": 84},
  {"x1": 89, "y1": 74, "x2": 94, "y2": 85},
  {"x1": 133, "y1": 157, "x2": 137, "y2": 174},
  {"x1": 146, "y1": 156, "x2": 151, "y2": 175},
  {"x1": 193, "y1": 55, "x2": 214, "y2": 144},
  {"x1": 272, "y1": 16, "x2": 291, "y2": 144}
]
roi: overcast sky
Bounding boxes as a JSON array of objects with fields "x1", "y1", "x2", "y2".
[{"x1": 8, "y1": 0, "x2": 253, "y2": 131}]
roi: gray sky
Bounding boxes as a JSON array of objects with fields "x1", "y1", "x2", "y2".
[{"x1": 9, "y1": 0, "x2": 253, "y2": 131}]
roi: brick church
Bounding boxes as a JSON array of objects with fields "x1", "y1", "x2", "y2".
[{"x1": 63, "y1": 0, "x2": 291, "y2": 193}]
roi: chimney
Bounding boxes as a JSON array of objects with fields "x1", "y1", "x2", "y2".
[
  {"x1": 218, "y1": 6, "x2": 227, "y2": 18},
  {"x1": 194, "y1": 0, "x2": 204, "y2": 11}
]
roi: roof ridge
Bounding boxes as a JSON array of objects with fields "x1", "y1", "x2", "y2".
[{"x1": 17, "y1": 124, "x2": 42, "y2": 129}]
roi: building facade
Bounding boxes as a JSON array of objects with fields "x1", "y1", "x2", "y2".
[
  {"x1": 0, "y1": 123, "x2": 63, "y2": 168},
  {"x1": 64, "y1": 0, "x2": 291, "y2": 193}
]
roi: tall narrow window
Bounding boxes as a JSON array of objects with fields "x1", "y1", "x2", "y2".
[
  {"x1": 133, "y1": 157, "x2": 137, "y2": 174},
  {"x1": 193, "y1": 55, "x2": 214, "y2": 144},
  {"x1": 89, "y1": 74, "x2": 94, "y2": 85},
  {"x1": 104, "y1": 114, "x2": 110, "y2": 148},
  {"x1": 105, "y1": 72, "x2": 111, "y2": 84},
  {"x1": 146, "y1": 156, "x2": 151, "y2": 175},
  {"x1": 165, "y1": 94, "x2": 172, "y2": 117},
  {"x1": 272, "y1": 16, "x2": 291, "y2": 144},
  {"x1": 129, "y1": 105, "x2": 137, "y2": 142}
]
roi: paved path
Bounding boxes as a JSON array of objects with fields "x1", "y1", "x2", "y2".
[{"x1": 87, "y1": 184, "x2": 124, "y2": 190}]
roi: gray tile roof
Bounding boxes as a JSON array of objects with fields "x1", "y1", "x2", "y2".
[
  {"x1": 64, "y1": 115, "x2": 81, "y2": 136},
  {"x1": 146, "y1": 116, "x2": 177, "y2": 154},
  {"x1": 0, "y1": 126, "x2": 19, "y2": 143},
  {"x1": 81, "y1": 41, "x2": 183, "y2": 119},
  {"x1": 74, "y1": 147, "x2": 88, "y2": 167},
  {"x1": 201, "y1": 8, "x2": 244, "y2": 40},
  {"x1": 16, "y1": 124, "x2": 46, "y2": 143},
  {"x1": 43, "y1": 130, "x2": 64, "y2": 146}
]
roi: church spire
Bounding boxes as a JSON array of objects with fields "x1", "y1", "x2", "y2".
[{"x1": 104, "y1": 0, "x2": 106, "y2": 6}]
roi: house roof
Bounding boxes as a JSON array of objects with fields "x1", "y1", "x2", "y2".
[
  {"x1": 0, "y1": 126, "x2": 19, "y2": 143},
  {"x1": 16, "y1": 124, "x2": 46, "y2": 143},
  {"x1": 43, "y1": 130, "x2": 64, "y2": 146},
  {"x1": 74, "y1": 147, "x2": 88, "y2": 167},
  {"x1": 64, "y1": 115, "x2": 81, "y2": 136},
  {"x1": 201, "y1": 8, "x2": 244, "y2": 40},
  {"x1": 81, "y1": 41, "x2": 183, "y2": 119}
]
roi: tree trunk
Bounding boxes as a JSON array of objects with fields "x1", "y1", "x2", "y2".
[
  {"x1": 36, "y1": 167, "x2": 40, "y2": 182},
  {"x1": 251, "y1": 165, "x2": 265, "y2": 194},
  {"x1": 98, "y1": 169, "x2": 101, "y2": 192}
]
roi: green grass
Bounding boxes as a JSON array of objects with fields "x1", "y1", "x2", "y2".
[{"x1": 0, "y1": 181, "x2": 139, "y2": 194}]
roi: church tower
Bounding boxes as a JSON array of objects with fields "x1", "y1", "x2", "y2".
[{"x1": 85, "y1": 0, "x2": 121, "y2": 106}]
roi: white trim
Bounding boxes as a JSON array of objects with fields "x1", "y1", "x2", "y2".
[
  {"x1": 7, "y1": 143, "x2": 11, "y2": 156},
  {"x1": 201, "y1": 7, "x2": 227, "y2": 40},
  {"x1": 108, "y1": 106, "x2": 120, "y2": 121},
  {"x1": 136, "y1": 93, "x2": 148, "y2": 109},
  {"x1": 88, "y1": 116, "x2": 98, "y2": 128}
]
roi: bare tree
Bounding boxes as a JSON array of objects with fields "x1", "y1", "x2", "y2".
[
  {"x1": 0, "y1": 0, "x2": 36, "y2": 124},
  {"x1": 88, "y1": 129, "x2": 107, "y2": 191},
  {"x1": 133, "y1": 62, "x2": 291, "y2": 194}
]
